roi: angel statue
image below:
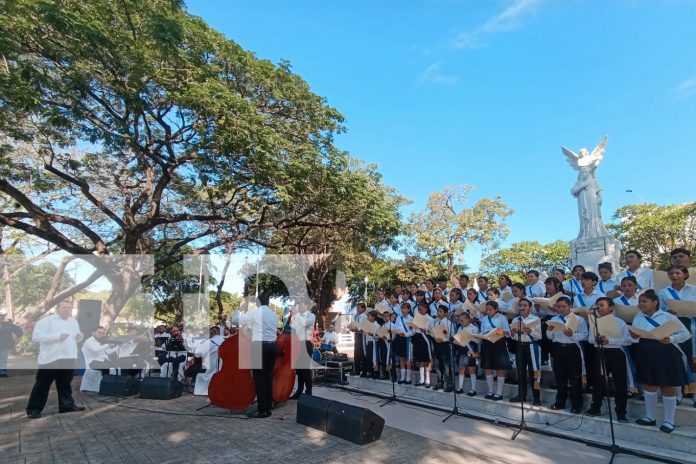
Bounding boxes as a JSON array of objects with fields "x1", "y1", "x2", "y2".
[{"x1": 562, "y1": 136, "x2": 610, "y2": 240}]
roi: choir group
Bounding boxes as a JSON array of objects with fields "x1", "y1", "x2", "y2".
[{"x1": 349, "y1": 248, "x2": 696, "y2": 435}]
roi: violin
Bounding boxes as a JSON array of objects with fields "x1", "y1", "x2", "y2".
[{"x1": 207, "y1": 333, "x2": 255, "y2": 410}]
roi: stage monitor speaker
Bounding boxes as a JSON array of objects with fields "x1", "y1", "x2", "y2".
[
  {"x1": 77, "y1": 299, "x2": 102, "y2": 335},
  {"x1": 296, "y1": 395, "x2": 384, "y2": 445},
  {"x1": 99, "y1": 374, "x2": 140, "y2": 397},
  {"x1": 139, "y1": 377, "x2": 183, "y2": 400}
]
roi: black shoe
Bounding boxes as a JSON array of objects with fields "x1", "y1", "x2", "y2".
[
  {"x1": 444, "y1": 387, "x2": 453, "y2": 393},
  {"x1": 432, "y1": 385, "x2": 442, "y2": 391},
  {"x1": 403, "y1": 380, "x2": 412, "y2": 385},
  {"x1": 397, "y1": 380, "x2": 404, "y2": 385},
  {"x1": 26, "y1": 411, "x2": 41, "y2": 419},
  {"x1": 484, "y1": 393, "x2": 494, "y2": 400},
  {"x1": 289, "y1": 392, "x2": 301, "y2": 400},
  {"x1": 466, "y1": 390, "x2": 477, "y2": 397},
  {"x1": 415, "y1": 381, "x2": 424, "y2": 386},
  {"x1": 492, "y1": 394, "x2": 503, "y2": 401},
  {"x1": 549, "y1": 404, "x2": 564, "y2": 410},
  {"x1": 509, "y1": 396, "x2": 523, "y2": 403},
  {"x1": 359, "y1": 373, "x2": 368, "y2": 378},
  {"x1": 532, "y1": 400, "x2": 541, "y2": 406},
  {"x1": 424, "y1": 383, "x2": 431, "y2": 389},
  {"x1": 59, "y1": 406, "x2": 86, "y2": 413},
  {"x1": 617, "y1": 415, "x2": 628, "y2": 423},
  {"x1": 659, "y1": 423, "x2": 674, "y2": 433},
  {"x1": 455, "y1": 388, "x2": 464, "y2": 394},
  {"x1": 246, "y1": 411, "x2": 271, "y2": 419},
  {"x1": 635, "y1": 418, "x2": 656, "y2": 426},
  {"x1": 570, "y1": 408, "x2": 581, "y2": 414},
  {"x1": 585, "y1": 407, "x2": 602, "y2": 417}
]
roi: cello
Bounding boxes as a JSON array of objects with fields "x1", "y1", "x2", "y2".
[
  {"x1": 207, "y1": 332, "x2": 255, "y2": 410},
  {"x1": 272, "y1": 327, "x2": 299, "y2": 403}
]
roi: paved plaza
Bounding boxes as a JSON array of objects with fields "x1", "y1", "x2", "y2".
[{"x1": 0, "y1": 368, "x2": 664, "y2": 464}]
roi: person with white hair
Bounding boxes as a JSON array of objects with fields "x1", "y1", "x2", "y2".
[{"x1": 0, "y1": 309, "x2": 23, "y2": 377}]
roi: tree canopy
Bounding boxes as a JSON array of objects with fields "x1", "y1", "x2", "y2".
[
  {"x1": 0, "y1": 0, "x2": 402, "y2": 326},
  {"x1": 480, "y1": 240, "x2": 571, "y2": 282}
]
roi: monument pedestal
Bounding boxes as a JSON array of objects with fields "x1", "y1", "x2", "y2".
[{"x1": 570, "y1": 235, "x2": 621, "y2": 273}]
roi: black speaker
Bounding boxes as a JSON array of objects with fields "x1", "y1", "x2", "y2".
[
  {"x1": 77, "y1": 299, "x2": 102, "y2": 335},
  {"x1": 139, "y1": 377, "x2": 183, "y2": 400},
  {"x1": 297, "y1": 395, "x2": 384, "y2": 445},
  {"x1": 99, "y1": 374, "x2": 140, "y2": 397}
]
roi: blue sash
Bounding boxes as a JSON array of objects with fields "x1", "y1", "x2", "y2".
[
  {"x1": 643, "y1": 315, "x2": 660, "y2": 328},
  {"x1": 526, "y1": 286, "x2": 532, "y2": 297},
  {"x1": 399, "y1": 316, "x2": 409, "y2": 333},
  {"x1": 667, "y1": 288, "x2": 681, "y2": 301},
  {"x1": 599, "y1": 281, "x2": 606, "y2": 293},
  {"x1": 627, "y1": 270, "x2": 642, "y2": 290},
  {"x1": 577, "y1": 294, "x2": 586, "y2": 307},
  {"x1": 478, "y1": 291, "x2": 487, "y2": 303},
  {"x1": 620, "y1": 296, "x2": 629, "y2": 305},
  {"x1": 572, "y1": 280, "x2": 581, "y2": 294},
  {"x1": 559, "y1": 315, "x2": 566, "y2": 324},
  {"x1": 487, "y1": 315, "x2": 496, "y2": 330}
]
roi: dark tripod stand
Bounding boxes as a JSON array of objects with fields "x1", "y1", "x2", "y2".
[
  {"x1": 589, "y1": 309, "x2": 621, "y2": 464},
  {"x1": 443, "y1": 328, "x2": 463, "y2": 423},
  {"x1": 511, "y1": 312, "x2": 527, "y2": 440},
  {"x1": 380, "y1": 324, "x2": 398, "y2": 407}
]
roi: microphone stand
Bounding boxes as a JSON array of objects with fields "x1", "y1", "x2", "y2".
[
  {"x1": 511, "y1": 310, "x2": 527, "y2": 440},
  {"x1": 590, "y1": 308, "x2": 620, "y2": 464},
  {"x1": 380, "y1": 324, "x2": 397, "y2": 407},
  {"x1": 443, "y1": 326, "x2": 462, "y2": 423}
]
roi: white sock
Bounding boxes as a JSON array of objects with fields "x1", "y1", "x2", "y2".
[
  {"x1": 496, "y1": 376, "x2": 505, "y2": 396},
  {"x1": 419, "y1": 367, "x2": 425, "y2": 382},
  {"x1": 486, "y1": 374, "x2": 495, "y2": 394},
  {"x1": 470, "y1": 374, "x2": 477, "y2": 391},
  {"x1": 405, "y1": 368, "x2": 411, "y2": 381},
  {"x1": 676, "y1": 386, "x2": 683, "y2": 402},
  {"x1": 425, "y1": 369, "x2": 431, "y2": 384},
  {"x1": 663, "y1": 396, "x2": 677, "y2": 427},
  {"x1": 399, "y1": 368, "x2": 405, "y2": 381},
  {"x1": 644, "y1": 390, "x2": 658, "y2": 421},
  {"x1": 458, "y1": 372, "x2": 465, "y2": 389}
]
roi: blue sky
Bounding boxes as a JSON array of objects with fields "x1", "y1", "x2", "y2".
[{"x1": 187, "y1": 0, "x2": 696, "y2": 270}]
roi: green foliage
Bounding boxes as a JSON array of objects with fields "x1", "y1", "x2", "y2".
[
  {"x1": 208, "y1": 290, "x2": 242, "y2": 323},
  {"x1": 480, "y1": 240, "x2": 571, "y2": 282},
  {"x1": 408, "y1": 186, "x2": 513, "y2": 270},
  {"x1": 608, "y1": 202, "x2": 696, "y2": 269}
]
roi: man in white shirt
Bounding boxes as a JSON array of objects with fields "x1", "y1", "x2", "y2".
[
  {"x1": 82, "y1": 326, "x2": 118, "y2": 371},
  {"x1": 238, "y1": 293, "x2": 278, "y2": 418},
  {"x1": 290, "y1": 303, "x2": 315, "y2": 399},
  {"x1": 321, "y1": 325, "x2": 339, "y2": 354},
  {"x1": 26, "y1": 300, "x2": 85, "y2": 419}
]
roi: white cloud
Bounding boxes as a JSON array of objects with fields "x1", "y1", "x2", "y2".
[
  {"x1": 454, "y1": 0, "x2": 543, "y2": 49},
  {"x1": 418, "y1": 62, "x2": 459, "y2": 85},
  {"x1": 672, "y1": 76, "x2": 696, "y2": 99}
]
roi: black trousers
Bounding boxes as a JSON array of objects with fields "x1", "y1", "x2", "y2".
[
  {"x1": 540, "y1": 316, "x2": 553, "y2": 362},
  {"x1": 591, "y1": 347, "x2": 628, "y2": 416},
  {"x1": 26, "y1": 359, "x2": 77, "y2": 413},
  {"x1": 433, "y1": 342, "x2": 451, "y2": 387},
  {"x1": 362, "y1": 342, "x2": 374, "y2": 375},
  {"x1": 552, "y1": 343, "x2": 583, "y2": 409},
  {"x1": 251, "y1": 341, "x2": 276, "y2": 414},
  {"x1": 295, "y1": 340, "x2": 313, "y2": 394},
  {"x1": 517, "y1": 342, "x2": 541, "y2": 401},
  {"x1": 353, "y1": 333, "x2": 365, "y2": 374}
]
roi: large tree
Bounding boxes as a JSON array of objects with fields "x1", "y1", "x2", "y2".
[
  {"x1": 608, "y1": 202, "x2": 696, "y2": 269},
  {"x1": 408, "y1": 185, "x2": 513, "y2": 271},
  {"x1": 0, "y1": 0, "x2": 400, "y2": 326}
]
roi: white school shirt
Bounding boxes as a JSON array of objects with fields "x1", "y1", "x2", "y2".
[
  {"x1": 424, "y1": 290, "x2": 434, "y2": 303},
  {"x1": 389, "y1": 303, "x2": 401, "y2": 316},
  {"x1": 363, "y1": 320, "x2": 380, "y2": 343},
  {"x1": 657, "y1": 284, "x2": 696, "y2": 311},
  {"x1": 454, "y1": 323, "x2": 479, "y2": 351},
  {"x1": 614, "y1": 294, "x2": 639, "y2": 306},
  {"x1": 597, "y1": 279, "x2": 616, "y2": 295},
  {"x1": 615, "y1": 268, "x2": 654, "y2": 291},
  {"x1": 429, "y1": 300, "x2": 447, "y2": 317},
  {"x1": 573, "y1": 287, "x2": 604, "y2": 309},
  {"x1": 547, "y1": 313, "x2": 588, "y2": 344},
  {"x1": 396, "y1": 314, "x2": 414, "y2": 337},
  {"x1": 291, "y1": 311, "x2": 316, "y2": 341},
  {"x1": 508, "y1": 314, "x2": 542, "y2": 343},
  {"x1": 476, "y1": 290, "x2": 489, "y2": 304},
  {"x1": 449, "y1": 300, "x2": 464, "y2": 314},
  {"x1": 566, "y1": 279, "x2": 583, "y2": 296},
  {"x1": 499, "y1": 286, "x2": 513, "y2": 300},
  {"x1": 429, "y1": 316, "x2": 453, "y2": 339},
  {"x1": 525, "y1": 282, "x2": 545, "y2": 298},
  {"x1": 322, "y1": 331, "x2": 338, "y2": 345},
  {"x1": 587, "y1": 315, "x2": 632, "y2": 349},
  {"x1": 32, "y1": 313, "x2": 81, "y2": 365},
  {"x1": 631, "y1": 311, "x2": 691, "y2": 345},
  {"x1": 479, "y1": 313, "x2": 510, "y2": 335}
]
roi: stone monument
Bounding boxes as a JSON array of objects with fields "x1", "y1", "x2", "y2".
[{"x1": 562, "y1": 136, "x2": 621, "y2": 272}]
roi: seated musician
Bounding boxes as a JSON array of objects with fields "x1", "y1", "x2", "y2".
[
  {"x1": 158, "y1": 326, "x2": 187, "y2": 379},
  {"x1": 80, "y1": 326, "x2": 118, "y2": 392},
  {"x1": 189, "y1": 326, "x2": 225, "y2": 382},
  {"x1": 321, "y1": 325, "x2": 339, "y2": 354}
]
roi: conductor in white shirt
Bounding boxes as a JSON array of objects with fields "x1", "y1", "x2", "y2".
[
  {"x1": 26, "y1": 300, "x2": 85, "y2": 419},
  {"x1": 238, "y1": 293, "x2": 278, "y2": 418},
  {"x1": 290, "y1": 303, "x2": 316, "y2": 399}
]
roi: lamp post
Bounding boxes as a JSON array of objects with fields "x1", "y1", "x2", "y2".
[{"x1": 364, "y1": 276, "x2": 369, "y2": 303}]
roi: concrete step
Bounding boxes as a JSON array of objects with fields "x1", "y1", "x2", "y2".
[{"x1": 345, "y1": 376, "x2": 696, "y2": 463}]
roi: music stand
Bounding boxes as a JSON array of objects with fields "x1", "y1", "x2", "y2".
[
  {"x1": 380, "y1": 325, "x2": 398, "y2": 407},
  {"x1": 511, "y1": 311, "x2": 527, "y2": 440},
  {"x1": 443, "y1": 330, "x2": 462, "y2": 423}
]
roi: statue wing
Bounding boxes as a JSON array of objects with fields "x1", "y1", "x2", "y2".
[
  {"x1": 561, "y1": 146, "x2": 580, "y2": 170},
  {"x1": 589, "y1": 135, "x2": 608, "y2": 166}
]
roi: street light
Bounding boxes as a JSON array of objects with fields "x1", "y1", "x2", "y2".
[{"x1": 364, "y1": 276, "x2": 369, "y2": 303}]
